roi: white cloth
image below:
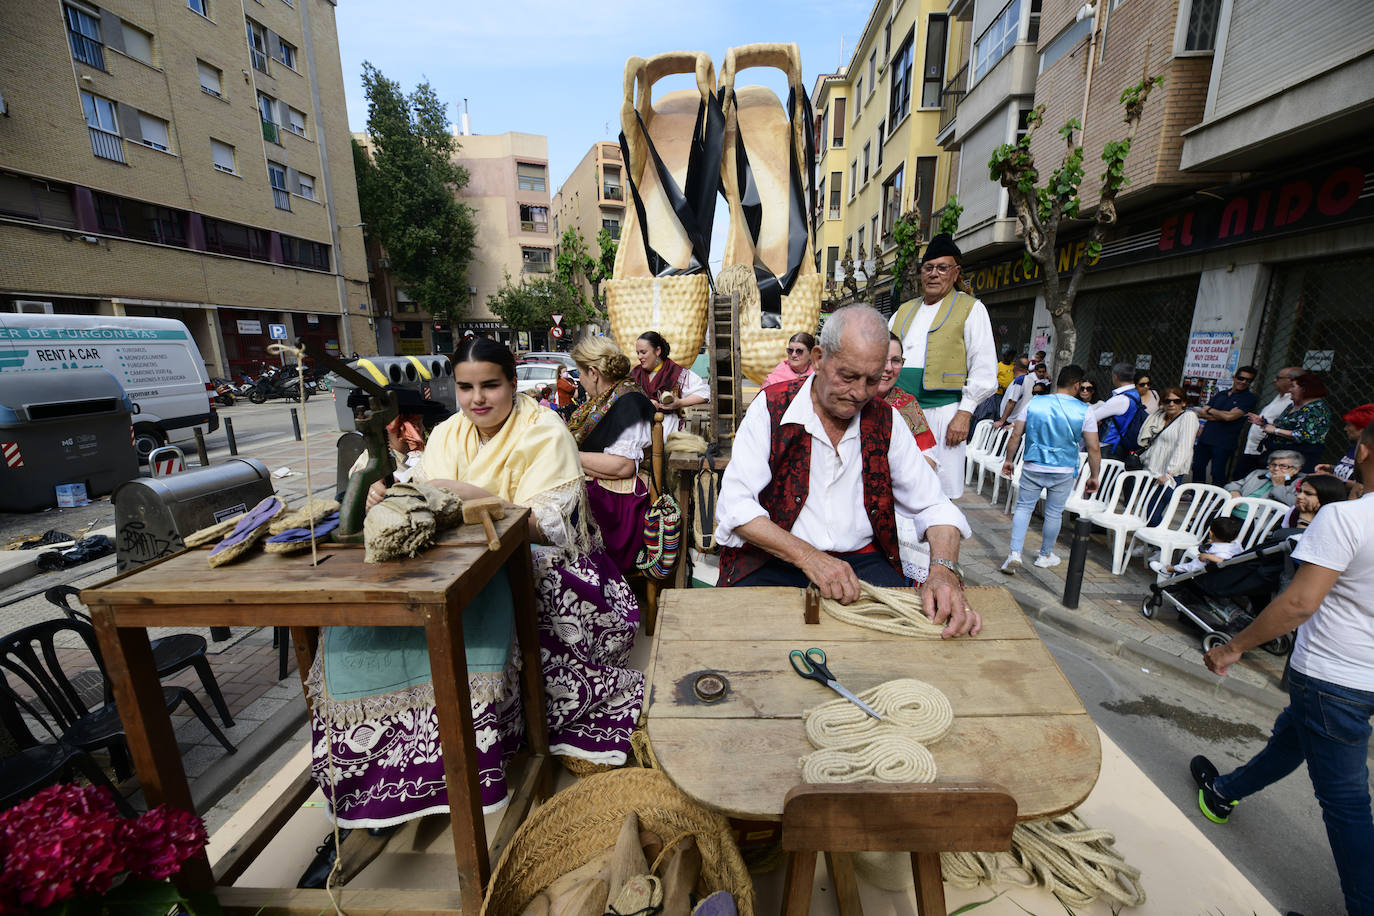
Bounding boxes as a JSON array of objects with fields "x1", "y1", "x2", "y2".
[
  {"x1": 1093, "y1": 383, "x2": 1136, "y2": 424},
  {"x1": 602, "y1": 420, "x2": 651, "y2": 462},
  {"x1": 889, "y1": 298, "x2": 998, "y2": 414},
  {"x1": 923, "y1": 402, "x2": 969, "y2": 498},
  {"x1": 714, "y1": 375, "x2": 970, "y2": 551},
  {"x1": 1169, "y1": 538, "x2": 1243, "y2": 575},
  {"x1": 661, "y1": 367, "x2": 709, "y2": 437},
  {"x1": 1290, "y1": 493, "x2": 1374, "y2": 691},
  {"x1": 1244, "y1": 392, "x2": 1292, "y2": 455},
  {"x1": 1000, "y1": 375, "x2": 1029, "y2": 418},
  {"x1": 1138, "y1": 410, "x2": 1199, "y2": 479}
]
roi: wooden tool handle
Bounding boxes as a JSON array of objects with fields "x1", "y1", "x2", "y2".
[
  {"x1": 804, "y1": 586, "x2": 820, "y2": 625},
  {"x1": 480, "y1": 514, "x2": 500, "y2": 552}
]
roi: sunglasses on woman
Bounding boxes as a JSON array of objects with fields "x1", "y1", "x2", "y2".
[
  {"x1": 1163, "y1": 397, "x2": 1184, "y2": 404},
  {"x1": 786, "y1": 347, "x2": 808, "y2": 356}
]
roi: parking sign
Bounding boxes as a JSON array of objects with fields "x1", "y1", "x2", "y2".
[{"x1": 268, "y1": 323, "x2": 288, "y2": 340}]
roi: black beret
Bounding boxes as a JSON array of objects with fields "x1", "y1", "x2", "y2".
[{"x1": 920, "y1": 233, "x2": 962, "y2": 264}]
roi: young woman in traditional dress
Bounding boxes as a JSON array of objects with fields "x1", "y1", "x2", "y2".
[
  {"x1": 303, "y1": 337, "x2": 642, "y2": 875},
  {"x1": 568, "y1": 337, "x2": 655, "y2": 577},
  {"x1": 631, "y1": 331, "x2": 708, "y2": 436}
]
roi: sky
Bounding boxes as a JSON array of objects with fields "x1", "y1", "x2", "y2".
[{"x1": 333, "y1": 0, "x2": 874, "y2": 192}]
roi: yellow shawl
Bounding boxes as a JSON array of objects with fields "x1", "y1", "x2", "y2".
[{"x1": 418, "y1": 396, "x2": 595, "y2": 555}]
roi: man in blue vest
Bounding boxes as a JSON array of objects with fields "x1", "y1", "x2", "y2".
[
  {"x1": 998, "y1": 364, "x2": 1101, "y2": 572},
  {"x1": 1094, "y1": 362, "x2": 1143, "y2": 455}
]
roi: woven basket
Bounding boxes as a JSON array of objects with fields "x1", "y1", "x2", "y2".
[
  {"x1": 481, "y1": 768, "x2": 754, "y2": 916},
  {"x1": 606, "y1": 275, "x2": 711, "y2": 370},
  {"x1": 729, "y1": 272, "x2": 822, "y2": 386}
]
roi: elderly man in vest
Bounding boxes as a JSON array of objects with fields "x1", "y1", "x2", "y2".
[
  {"x1": 888, "y1": 234, "x2": 998, "y2": 498},
  {"x1": 714, "y1": 304, "x2": 980, "y2": 638}
]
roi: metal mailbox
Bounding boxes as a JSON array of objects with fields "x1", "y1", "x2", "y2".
[
  {"x1": 112, "y1": 457, "x2": 274, "y2": 572},
  {"x1": 330, "y1": 355, "x2": 455, "y2": 432}
]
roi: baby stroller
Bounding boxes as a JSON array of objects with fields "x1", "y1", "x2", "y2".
[{"x1": 1140, "y1": 532, "x2": 1298, "y2": 656}]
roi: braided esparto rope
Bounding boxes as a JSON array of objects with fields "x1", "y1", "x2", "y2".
[
  {"x1": 803, "y1": 679, "x2": 953, "y2": 747},
  {"x1": 820, "y1": 583, "x2": 945, "y2": 638},
  {"x1": 800, "y1": 735, "x2": 936, "y2": 784}
]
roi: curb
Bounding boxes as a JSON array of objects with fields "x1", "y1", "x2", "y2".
[{"x1": 191, "y1": 694, "x2": 309, "y2": 816}]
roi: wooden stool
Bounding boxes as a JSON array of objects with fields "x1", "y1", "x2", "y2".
[{"x1": 780, "y1": 782, "x2": 1017, "y2": 916}]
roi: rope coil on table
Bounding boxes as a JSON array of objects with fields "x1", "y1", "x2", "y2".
[
  {"x1": 803, "y1": 679, "x2": 953, "y2": 747},
  {"x1": 819, "y1": 583, "x2": 945, "y2": 638},
  {"x1": 800, "y1": 735, "x2": 936, "y2": 784}
]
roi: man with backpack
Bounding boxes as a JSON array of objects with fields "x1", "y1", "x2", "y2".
[{"x1": 1095, "y1": 362, "x2": 1147, "y2": 462}]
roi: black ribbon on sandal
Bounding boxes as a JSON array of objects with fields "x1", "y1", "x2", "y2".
[
  {"x1": 730, "y1": 87, "x2": 816, "y2": 326},
  {"x1": 619, "y1": 90, "x2": 725, "y2": 288}
]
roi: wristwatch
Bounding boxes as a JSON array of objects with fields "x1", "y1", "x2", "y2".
[{"x1": 929, "y1": 558, "x2": 966, "y2": 588}]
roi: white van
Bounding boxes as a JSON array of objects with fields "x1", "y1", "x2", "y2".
[{"x1": 0, "y1": 314, "x2": 217, "y2": 459}]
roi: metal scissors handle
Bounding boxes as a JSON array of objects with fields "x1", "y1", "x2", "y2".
[{"x1": 789, "y1": 648, "x2": 882, "y2": 720}]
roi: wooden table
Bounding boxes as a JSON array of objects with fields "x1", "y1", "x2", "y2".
[
  {"x1": 82, "y1": 510, "x2": 551, "y2": 916},
  {"x1": 645, "y1": 586, "x2": 1100, "y2": 822}
]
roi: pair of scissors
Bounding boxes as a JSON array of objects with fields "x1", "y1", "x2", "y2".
[{"x1": 789, "y1": 647, "x2": 882, "y2": 720}]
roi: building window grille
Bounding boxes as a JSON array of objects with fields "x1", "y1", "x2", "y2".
[
  {"x1": 268, "y1": 162, "x2": 290, "y2": 210},
  {"x1": 80, "y1": 91, "x2": 124, "y2": 162},
  {"x1": 246, "y1": 19, "x2": 269, "y2": 73},
  {"x1": 1185, "y1": 0, "x2": 1223, "y2": 51},
  {"x1": 66, "y1": 5, "x2": 105, "y2": 69}
]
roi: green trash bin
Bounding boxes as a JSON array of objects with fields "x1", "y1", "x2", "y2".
[{"x1": 0, "y1": 368, "x2": 140, "y2": 512}]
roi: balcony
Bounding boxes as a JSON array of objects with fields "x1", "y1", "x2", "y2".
[
  {"x1": 602, "y1": 185, "x2": 623, "y2": 201},
  {"x1": 520, "y1": 220, "x2": 549, "y2": 233},
  {"x1": 602, "y1": 146, "x2": 621, "y2": 161},
  {"x1": 828, "y1": 207, "x2": 841, "y2": 220},
  {"x1": 69, "y1": 33, "x2": 105, "y2": 69},
  {"x1": 272, "y1": 188, "x2": 291, "y2": 211},
  {"x1": 250, "y1": 47, "x2": 269, "y2": 73},
  {"x1": 261, "y1": 120, "x2": 279, "y2": 144},
  {"x1": 938, "y1": 65, "x2": 967, "y2": 136},
  {"x1": 89, "y1": 127, "x2": 125, "y2": 163}
]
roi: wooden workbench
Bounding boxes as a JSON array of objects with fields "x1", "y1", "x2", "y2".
[
  {"x1": 644, "y1": 586, "x2": 1100, "y2": 821},
  {"x1": 82, "y1": 510, "x2": 550, "y2": 915}
]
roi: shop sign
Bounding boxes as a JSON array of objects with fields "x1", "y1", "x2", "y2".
[
  {"x1": 1182, "y1": 331, "x2": 1234, "y2": 380},
  {"x1": 307, "y1": 314, "x2": 319, "y2": 324},
  {"x1": 1304, "y1": 349, "x2": 1334, "y2": 371},
  {"x1": 236, "y1": 319, "x2": 262, "y2": 335},
  {"x1": 964, "y1": 239, "x2": 1102, "y2": 295},
  {"x1": 1098, "y1": 351, "x2": 1114, "y2": 367},
  {"x1": 456, "y1": 321, "x2": 506, "y2": 331},
  {"x1": 399, "y1": 339, "x2": 426, "y2": 355}
]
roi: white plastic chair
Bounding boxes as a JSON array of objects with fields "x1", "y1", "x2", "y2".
[
  {"x1": 973, "y1": 427, "x2": 1011, "y2": 495},
  {"x1": 1223, "y1": 497, "x2": 1292, "y2": 551},
  {"x1": 1090, "y1": 470, "x2": 1166, "y2": 575},
  {"x1": 1007, "y1": 451, "x2": 1089, "y2": 514},
  {"x1": 963, "y1": 420, "x2": 996, "y2": 486},
  {"x1": 1128, "y1": 483, "x2": 1231, "y2": 570},
  {"x1": 990, "y1": 438, "x2": 1025, "y2": 505},
  {"x1": 1064, "y1": 458, "x2": 1124, "y2": 518}
]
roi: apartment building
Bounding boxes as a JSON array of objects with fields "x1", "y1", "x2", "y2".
[
  {"x1": 940, "y1": 0, "x2": 1374, "y2": 429},
  {"x1": 0, "y1": 0, "x2": 371, "y2": 376},
  {"x1": 811, "y1": 0, "x2": 963, "y2": 315},
  {"x1": 361, "y1": 129, "x2": 554, "y2": 354}
]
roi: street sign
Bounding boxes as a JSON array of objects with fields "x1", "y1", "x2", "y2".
[
  {"x1": 552, "y1": 314, "x2": 563, "y2": 325},
  {"x1": 551, "y1": 326, "x2": 564, "y2": 339},
  {"x1": 268, "y1": 323, "x2": 288, "y2": 340}
]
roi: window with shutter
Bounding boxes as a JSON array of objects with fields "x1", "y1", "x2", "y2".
[
  {"x1": 211, "y1": 139, "x2": 236, "y2": 173},
  {"x1": 287, "y1": 107, "x2": 306, "y2": 136},
  {"x1": 516, "y1": 162, "x2": 547, "y2": 192},
  {"x1": 121, "y1": 22, "x2": 154, "y2": 65},
  {"x1": 296, "y1": 173, "x2": 316, "y2": 200},
  {"x1": 197, "y1": 60, "x2": 222, "y2": 97},
  {"x1": 138, "y1": 112, "x2": 170, "y2": 151}
]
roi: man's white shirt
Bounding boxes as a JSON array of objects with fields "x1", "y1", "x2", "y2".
[
  {"x1": 890, "y1": 298, "x2": 998, "y2": 413},
  {"x1": 714, "y1": 375, "x2": 970, "y2": 551},
  {"x1": 1244, "y1": 392, "x2": 1292, "y2": 455},
  {"x1": 1093, "y1": 383, "x2": 1136, "y2": 424}
]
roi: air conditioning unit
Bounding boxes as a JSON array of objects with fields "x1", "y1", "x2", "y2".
[
  {"x1": 16, "y1": 300, "x2": 54, "y2": 314},
  {"x1": 468, "y1": 285, "x2": 478, "y2": 294}
]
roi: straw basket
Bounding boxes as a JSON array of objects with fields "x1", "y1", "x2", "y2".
[
  {"x1": 606, "y1": 275, "x2": 711, "y2": 368},
  {"x1": 717, "y1": 268, "x2": 823, "y2": 386},
  {"x1": 480, "y1": 768, "x2": 754, "y2": 916}
]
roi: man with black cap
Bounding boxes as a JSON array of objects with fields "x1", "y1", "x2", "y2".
[{"x1": 888, "y1": 233, "x2": 997, "y2": 497}]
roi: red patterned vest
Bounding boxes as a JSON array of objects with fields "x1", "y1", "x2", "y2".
[{"x1": 719, "y1": 377, "x2": 902, "y2": 586}]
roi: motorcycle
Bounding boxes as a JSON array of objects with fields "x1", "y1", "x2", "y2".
[
  {"x1": 247, "y1": 365, "x2": 312, "y2": 403},
  {"x1": 210, "y1": 377, "x2": 237, "y2": 407}
]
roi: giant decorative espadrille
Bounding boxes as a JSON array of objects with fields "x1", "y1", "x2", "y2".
[
  {"x1": 606, "y1": 52, "x2": 722, "y2": 364},
  {"x1": 719, "y1": 43, "x2": 823, "y2": 385}
]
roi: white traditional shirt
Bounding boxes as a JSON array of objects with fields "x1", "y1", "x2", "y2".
[
  {"x1": 1244, "y1": 392, "x2": 1293, "y2": 456},
  {"x1": 715, "y1": 376, "x2": 971, "y2": 551},
  {"x1": 889, "y1": 297, "x2": 998, "y2": 413},
  {"x1": 661, "y1": 366, "x2": 709, "y2": 437}
]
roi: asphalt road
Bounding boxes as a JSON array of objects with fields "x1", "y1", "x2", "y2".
[{"x1": 1038, "y1": 621, "x2": 1345, "y2": 916}]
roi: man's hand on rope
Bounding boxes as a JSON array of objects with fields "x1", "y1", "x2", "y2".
[
  {"x1": 800, "y1": 548, "x2": 862, "y2": 605},
  {"x1": 920, "y1": 565, "x2": 981, "y2": 638}
]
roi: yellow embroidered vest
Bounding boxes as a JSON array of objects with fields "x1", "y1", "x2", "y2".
[{"x1": 891, "y1": 290, "x2": 976, "y2": 392}]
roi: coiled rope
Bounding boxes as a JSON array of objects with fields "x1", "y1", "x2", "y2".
[
  {"x1": 803, "y1": 679, "x2": 953, "y2": 747},
  {"x1": 819, "y1": 583, "x2": 945, "y2": 638}
]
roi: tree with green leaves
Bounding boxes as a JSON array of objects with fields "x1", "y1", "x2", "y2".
[
  {"x1": 353, "y1": 62, "x2": 477, "y2": 322},
  {"x1": 989, "y1": 75, "x2": 1162, "y2": 369},
  {"x1": 554, "y1": 227, "x2": 617, "y2": 315},
  {"x1": 485, "y1": 270, "x2": 593, "y2": 342}
]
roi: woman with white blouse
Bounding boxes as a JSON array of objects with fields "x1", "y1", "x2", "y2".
[{"x1": 1138, "y1": 386, "x2": 1199, "y2": 524}]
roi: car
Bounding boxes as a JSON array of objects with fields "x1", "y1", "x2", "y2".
[
  {"x1": 518, "y1": 351, "x2": 577, "y2": 370},
  {"x1": 515, "y1": 361, "x2": 562, "y2": 395}
]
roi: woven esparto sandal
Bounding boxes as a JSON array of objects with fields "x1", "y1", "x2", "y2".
[
  {"x1": 606, "y1": 52, "x2": 724, "y2": 364},
  {"x1": 718, "y1": 43, "x2": 823, "y2": 385}
]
